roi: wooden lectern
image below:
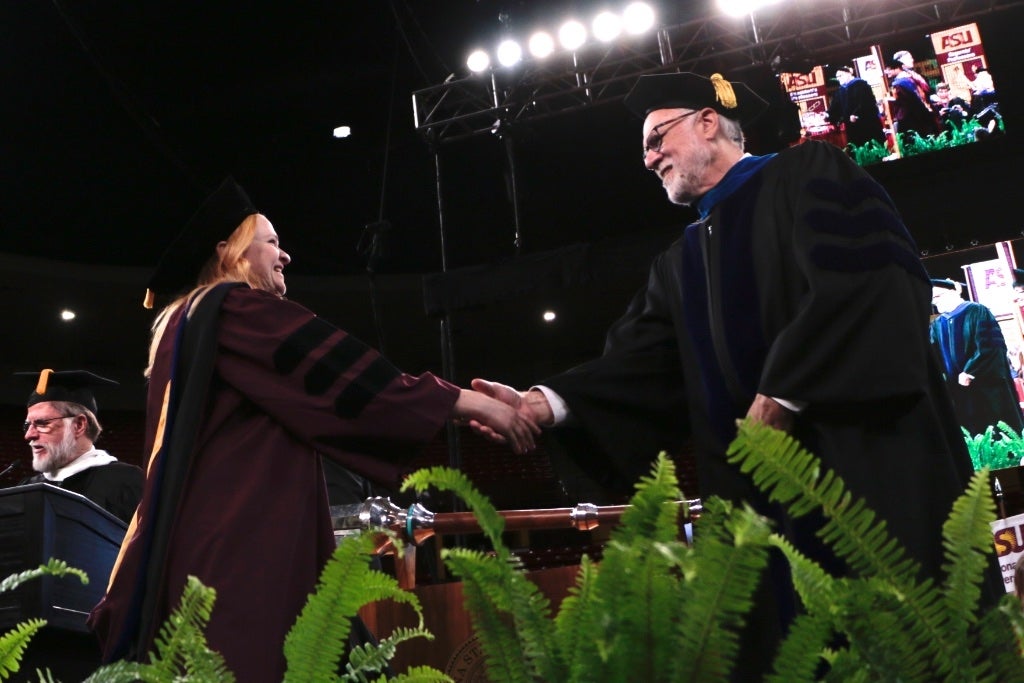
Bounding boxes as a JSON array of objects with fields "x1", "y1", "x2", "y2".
[{"x1": 0, "y1": 483, "x2": 127, "y2": 681}]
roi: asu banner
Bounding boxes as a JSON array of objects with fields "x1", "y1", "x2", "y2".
[
  {"x1": 990, "y1": 511, "x2": 1024, "y2": 592},
  {"x1": 930, "y1": 23, "x2": 987, "y2": 103}
]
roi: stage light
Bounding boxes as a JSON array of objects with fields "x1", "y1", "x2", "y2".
[
  {"x1": 528, "y1": 31, "x2": 555, "y2": 58},
  {"x1": 622, "y1": 2, "x2": 655, "y2": 34},
  {"x1": 558, "y1": 20, "x2": 587, "y2": 51},
  {"x1": 543, "y1": 310, "x2": 557, "y2": 322},
  {"x1": 496, "y1": 39, "x2": 523, "y2": 67},
  {"x1": 467, "y1": 49, "x2": 490, "y2": 73},
  {"x1": 60, "y1": 309, "x2": 76, "y2": 321},
  {"x1": 717, "y1": 0, "x2": 781, "y2": 18},
  {"x1": 332, "y1": 125, "x2": 351, "y2": 138},
  {"x1": 593, "y1": 12, "x2": 623, "y2": 42}
]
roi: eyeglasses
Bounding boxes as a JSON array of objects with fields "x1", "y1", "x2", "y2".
[
  {"x1": 642, "y1": 110, "x2": 699, "y2": 158},
  {"x1": 23, "y1": 416, "x2": 70, "y2": 434}
]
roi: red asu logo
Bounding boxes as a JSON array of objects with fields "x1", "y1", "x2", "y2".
[
  {"x1": 932, "y1": 22, "x2": 981, "y2": 54},
  {"x1": 940, "y1": 29, "x2": 975, "y2": 50},
  {"x1": 784, "y1": 72, "x2": 823, "y2": 89}
]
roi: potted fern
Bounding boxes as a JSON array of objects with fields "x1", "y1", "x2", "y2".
[{"x1": 402, "y1": 419, "x2": 1024, "y2": 682}]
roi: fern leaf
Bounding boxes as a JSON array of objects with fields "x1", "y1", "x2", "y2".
[
  {"x1": 344, "y1": 626, "x2": 443, "y2": 680},
  {"x1": 404, "y1": 467, "x2": 564, "y2": 682},
  {"x1": 672, "y1": 498, "x2": 772, "y2": 683},
  {"x1": 285, "y1": 530, "x2": 423, "y2": 683},
  {"x1": 0, "y1": 618, "x2": 45, "y2": 679},
  {"x1": 146, "y1": 575, "x2": 234, "y2": 682},
  {"x1": 553, "y1": 555, "x2": 603, "y2": 679},
  {"x1": 388, "y1": 665, "x2": 454, "y2": 682},
  {"x1": 976, "y1": 598, "x2": 1024, "y2": 683},
  {"x1": 402, "y1": 467, "x2": 508, "y2": 561},
  {"x1": 81, "y1": 660, "x2": 154, "y2": 683},
  {"x1": 939, "y1": 467, "x2": 998, "y2": 677},
  {"x1": 615, "y1": 452, "x2": 683, "y2": 546},
  {"x1": 765, "y1": 611, "x2": 832, "y2": 683},
  {"x1": 727, "y1": 421, "x2": 955, "y2": 679},
  {"x1": 0, "y1": 559, "x2": 88, "y2": 594}
]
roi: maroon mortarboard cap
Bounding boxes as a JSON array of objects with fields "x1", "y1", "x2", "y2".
[
  {"x1": 16, "y1": 369, "x2": 118, "y2": 415},
  {"x1": 144, "y1": 176, "x2": 257, "y2": 308},
  {"x1": 623, "y1": 72, "x2": 768, "y2": 125}
]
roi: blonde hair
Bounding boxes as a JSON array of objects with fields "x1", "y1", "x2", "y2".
[{"x1": 145, "y1": 214, "x2": 269, "y2": 377}]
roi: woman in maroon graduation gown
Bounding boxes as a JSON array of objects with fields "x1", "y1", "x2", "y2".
[{"x1": 88, "y1": 177, "x2": 538, "y2": 682}]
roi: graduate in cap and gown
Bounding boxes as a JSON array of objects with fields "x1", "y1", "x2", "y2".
[
  {"x1": 470, "y1": 71, "x2": 995, "y2": 675},
  {"x1": 87, "y1": 177, "x2": 539, "y2": 681},
  {"x1": 19, "y1": 369, "x2": 143, "y2": 525}
]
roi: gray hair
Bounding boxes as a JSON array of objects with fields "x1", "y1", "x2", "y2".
[
  {"x1": 718, "y1": 115, "x2": 746, "y2": 152},
  {"x1": 48, "y1": 401, "x2": 103, "y2": 442}
]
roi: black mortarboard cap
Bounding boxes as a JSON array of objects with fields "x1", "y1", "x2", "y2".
[
  {"x1": 145, "y1": 176, "x2": 257, "y2": 307},
  {"x1": 930, "y1": 278, "x2": 966, "y2": 290},
  {"x1": 16, "y1": 369, "x2": 119, "y2": 415},
  {"x1": 623, "y1": 72, "x2": 769, "y2": 125}
]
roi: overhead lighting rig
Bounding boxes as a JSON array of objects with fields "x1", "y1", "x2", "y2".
[{"x1": 412, "y1": 0, "x2": 1020, "y2": 145}]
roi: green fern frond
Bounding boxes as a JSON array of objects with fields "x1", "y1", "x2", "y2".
[
  {"x1": 406, "y1": 468, "x2": 564, "y2": 683},
  {"x1": 728, "y1": 420, "x2": 980, "y2": 680},
  {"x1": 81, "y1": 660, "x2": 154, "y2": 683},
  {"x1": 388, "y1": 665, "x2": 454, "y2": 682},
  {"x1": 0, "y1": 559, "x2": 88, "y2": 594},
  {"x1": 940, "y1": 469, "x2": 997, "y2": 642},
  {"x1": 978, "y1": 598, "x2": 1024, "y2": 683},
  {"x1": 615, "y1": 452, "x2": 683, "y2": 545},
  {"x1": 835, "y1": 586, "x2": 935, "y2": 681},
  {"x1": 148, "y1": 575, "x2": 234, "y2": 682},
  {"x1": 454, "y1": 567, "x2": 531, "y2": 683},
  {"x1": 672, "y1": 497, "x2": 772, "y2": 683},
  {"x1": 553, "y1": 555, "x2": 603, "y2": 678},
  {"x1": 344, "y1": 626, "x2": 440, "y2": 681},
  {"x1": 767, "y1": 533, "x2": 836, "y2": 619},
  {"x1": 728, "y1": 419, "x2": 917, "y2": 585},
  {"x1": 285, "y1": 530, "x2": 424, "y2": 683},
  {"x1": 85, "y1": 576, "x2": 232, "y2": 683},
  {"x1": 765, "y1": 611, "x2": 833, "y2": 683},
  {"x1": 0, "y1": 618, "x2": 45, "y2": 680},
  {"x1": 402, "y1": 467, "x2": 507, "y2": 558}
]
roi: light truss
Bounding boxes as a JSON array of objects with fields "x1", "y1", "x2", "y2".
[{"x1": 412, "y1": 0, "x2": 1022, "y2": 144}]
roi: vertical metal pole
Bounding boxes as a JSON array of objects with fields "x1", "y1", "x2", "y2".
[
  {"x1": 501, "y1": 128, "x2": 523, "y2": 254},
  {"x1": 432, "y1": 144, "x2": 462, "y2": 479}
]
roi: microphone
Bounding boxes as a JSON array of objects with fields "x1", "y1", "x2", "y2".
[{"x1": 0, "y1": 461, "x2": 17, "y2": 479}]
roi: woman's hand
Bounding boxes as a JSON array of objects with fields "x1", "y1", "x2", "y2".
[{"x1": 453, "y1": 388, "x2": 541, "y2": 454}]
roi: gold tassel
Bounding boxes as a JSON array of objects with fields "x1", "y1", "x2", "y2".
[
  {"x1": 710, "y1": 73, "x2": 738, "y2": 110},
  {"x1": 35, "y1": 369, "x2": 53, "y2": 396},
  {"x1": 143, "y1": 288, "x2": 155, "y2": 310}
]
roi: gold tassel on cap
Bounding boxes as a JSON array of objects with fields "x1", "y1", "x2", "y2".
[
  {"x1": 35, "y1": 369, "x2": 53, "y2": 396},
  {"x1": 710, "y1": 73, "x2": 738, "y2": 110},
  {"x1": 143, "y1": 288, "x2": 155, "y2": 310}
]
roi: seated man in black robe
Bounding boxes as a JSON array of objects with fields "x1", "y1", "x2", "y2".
[{"x1": 18, "y1": 369, "x2": 143, "y2": 525}]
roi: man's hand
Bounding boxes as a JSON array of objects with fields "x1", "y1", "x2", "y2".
[
  {"x1": 958, "y1": 372, "x2": 974, "y2": 387},
  {"x1": 466, "y1": 379, "x2": 554, "y2": 444},
  {"x1": 452, "y1": 389, "x2": 540, "y2": 454},
  {"x1": 745, "y1": 393, "x2": 794, "y2": 433}
]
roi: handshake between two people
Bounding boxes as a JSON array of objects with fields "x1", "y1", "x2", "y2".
[{"x1": 450, "y1": 379, "x2": 555, "y2": 455}]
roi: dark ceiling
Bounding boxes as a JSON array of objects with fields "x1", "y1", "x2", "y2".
[{"x1": 2, "y1": 0, "x2": 1024, "y2": 410}]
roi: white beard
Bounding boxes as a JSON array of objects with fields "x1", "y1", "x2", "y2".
[{"x1": 32, "y1": 427, "x2": 78, "y2": 475}]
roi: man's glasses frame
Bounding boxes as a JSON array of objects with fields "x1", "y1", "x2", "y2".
[
  {"x1": 23, "y1": 416, "x2": 71, "y2": 434},
  {"x1": 642, "y1": 110, "x2": 699, "y2": 159}
]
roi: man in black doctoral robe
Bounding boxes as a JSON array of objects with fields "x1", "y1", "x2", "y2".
[
  {"x1": 826, "y1": 65, "x2": 885, "y2": 147},
  {"x1": 18, "y1": 369, "x2": 143, "y2": 525},
  {"x1": 930, "y1": 278, "x2": 1024, "y2": 437},
  {"x1": 471, "y1": 71, "x2": 995, "y2": 675}
]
